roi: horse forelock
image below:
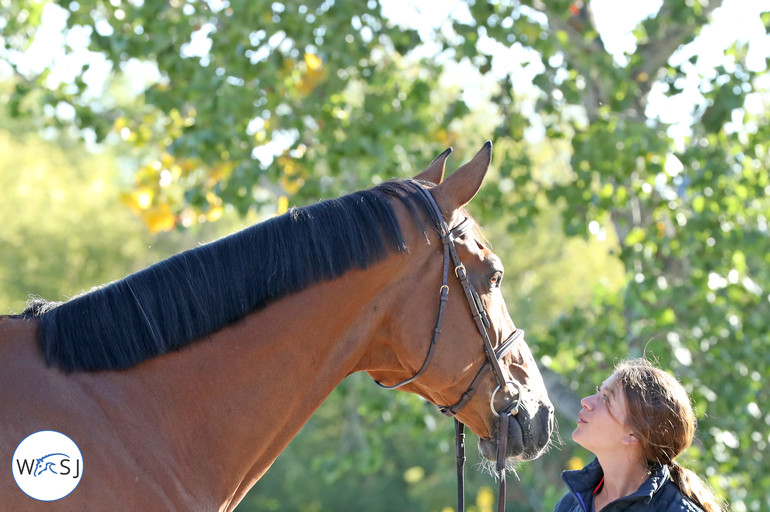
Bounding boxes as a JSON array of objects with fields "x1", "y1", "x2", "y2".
[{"x1": 32, "y1": 179, "x2": 441, "y2": 372}]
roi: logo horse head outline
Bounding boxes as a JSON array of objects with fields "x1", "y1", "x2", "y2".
[{"x1": 33, "y1": 453, "x2": 70, "y2": 477}]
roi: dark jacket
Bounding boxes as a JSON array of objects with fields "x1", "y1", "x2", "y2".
[{"x1": 554, "y1": 458, "x2": 704, "y2": 512}]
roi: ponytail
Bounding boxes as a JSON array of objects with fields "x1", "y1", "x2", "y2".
[{"x1": 669, "y1": 461, "x2": 727, "y2": 512}]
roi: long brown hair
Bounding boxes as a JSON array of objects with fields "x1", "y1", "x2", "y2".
[{"x1": 612, "y1": 358, "x2": 726, "y2": 512}]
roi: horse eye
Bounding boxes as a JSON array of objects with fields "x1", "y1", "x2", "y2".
[{"x1": 489, "y1": 271, "x2": 503, "y2": 288}]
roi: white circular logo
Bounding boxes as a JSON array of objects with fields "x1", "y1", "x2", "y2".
[{"x1": 12, "y1": 430, "x2": 83, "y2": 501}]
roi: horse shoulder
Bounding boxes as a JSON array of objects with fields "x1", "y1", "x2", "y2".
[{"x1": 0, "y1": 317, "x2": 202, "y2": 510}]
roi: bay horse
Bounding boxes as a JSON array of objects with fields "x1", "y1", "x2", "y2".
[{"x1": 0, "y1": 143, "x2": 554, "y2": 511}]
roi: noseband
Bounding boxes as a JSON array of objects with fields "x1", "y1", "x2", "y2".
[{"x1": 374, "y1": 180, "x2": 524, "y2": 512}]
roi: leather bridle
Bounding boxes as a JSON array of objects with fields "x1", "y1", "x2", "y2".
[{"x1": 374, "y1": 180, "x2": 525, "y2": 512}]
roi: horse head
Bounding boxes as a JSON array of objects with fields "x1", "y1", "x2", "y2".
[{"x1": 366, "y1": 142, "x2": 555, "y2": 463}]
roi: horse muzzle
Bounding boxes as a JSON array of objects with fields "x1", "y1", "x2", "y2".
[{"x1": 478, "y1": 398, "x2": 554, "y2": 462}]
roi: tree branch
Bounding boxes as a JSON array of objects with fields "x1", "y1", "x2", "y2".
[
  {"x1": 635, "y1": 0, "x2": 725, "y2": 101},
  {"x1": 528, "y1": 0, "x2": 610, "y2": 121}
]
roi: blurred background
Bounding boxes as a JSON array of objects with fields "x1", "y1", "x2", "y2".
[{"x1": 1, "y1": 1, "x2": 768, "y2": 510}]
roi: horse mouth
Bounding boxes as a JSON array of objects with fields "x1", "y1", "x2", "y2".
[{"x1": 477, "y1": 402, "x2": 554, "y2": 462}]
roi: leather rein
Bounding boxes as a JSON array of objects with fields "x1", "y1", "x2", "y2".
[{"x1": 374, "y1": 180, "x2": 524, "y2": 512}]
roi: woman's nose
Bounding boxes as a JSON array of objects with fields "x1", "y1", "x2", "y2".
[{"x1": 580, "y1": 395, "x2": 595, "y2": 410}]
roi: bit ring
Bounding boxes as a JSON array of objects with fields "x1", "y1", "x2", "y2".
[{"x1": 490, "y1": 380, "x2": 523, "y2": 417}]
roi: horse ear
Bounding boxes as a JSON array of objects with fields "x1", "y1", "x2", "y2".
[
  {"x1": 433, "y1": 141, "x2": 492, "y2": 212},
  {"x1": 414, "y1": 147, "x2": 452, "y2": 185}
]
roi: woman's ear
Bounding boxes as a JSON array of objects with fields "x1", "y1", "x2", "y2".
[{"x1": 623, "y1": 432, "x2": 640, "y2": 446}]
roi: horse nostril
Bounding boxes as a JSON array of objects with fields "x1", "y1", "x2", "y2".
[{"x1": 533, "y1": 403, "x2": 556, "y2": 450}]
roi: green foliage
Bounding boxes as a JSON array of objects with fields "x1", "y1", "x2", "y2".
[
  {"x1": 0, "y1": 110, "x2": 247, "y2": 312},
  {"x1": 4, "y1": 0, "x2": 456, "y2": 226},
  {"x1": 3, "y1": 0, "x2": 769, "y2": 510},
  {"x1": 0, "y1": 120, "x2": 150, "y2": 312}
]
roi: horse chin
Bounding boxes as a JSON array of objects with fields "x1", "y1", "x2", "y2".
[{"x1": 477, "y1": 403, "x2": 553, "y2": 462}]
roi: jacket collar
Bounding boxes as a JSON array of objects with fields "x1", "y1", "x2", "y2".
[{"x1": 561, "y1": 458, "x2": 670, "y2": 508}]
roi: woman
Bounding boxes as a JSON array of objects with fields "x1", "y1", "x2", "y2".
[{"x1": 554, "y1": 358, "x2": 725, "y2": 512}]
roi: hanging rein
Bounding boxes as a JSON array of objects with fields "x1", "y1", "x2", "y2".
[{"x1": 375, "y1": 181, "x2": 524, "y2": 512}]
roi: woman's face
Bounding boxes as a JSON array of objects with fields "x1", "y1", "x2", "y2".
[{"x1": 572, "y1": 372, "x2": 632, "y2": 453}]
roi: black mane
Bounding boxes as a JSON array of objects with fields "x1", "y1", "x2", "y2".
[{"x1": 25, "y1": 179, "x2": 441, "y2": 372}]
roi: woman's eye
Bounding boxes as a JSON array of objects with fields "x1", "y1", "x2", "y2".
[{"x1": 596, "y1": 386, "x2": 608, "y2": 401}]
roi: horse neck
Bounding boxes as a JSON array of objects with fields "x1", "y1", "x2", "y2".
[{"x1": 124, "y1": 252, "x2": 412, "y2": 509}]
